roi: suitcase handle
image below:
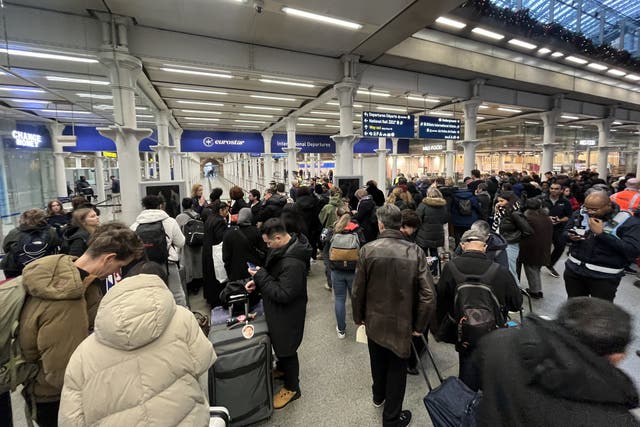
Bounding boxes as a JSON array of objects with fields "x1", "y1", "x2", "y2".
[{"x1": 411, "y1": 334, "x2": 443, "y2": 391}]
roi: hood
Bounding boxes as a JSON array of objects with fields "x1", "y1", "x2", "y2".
[
  {"x1": 62, "y1": 225, "x2": 87, "y2": 241},
  {"x1": 295, "y1": 194, "x2": 316, "y2": 210},
  {"x1": 237, "y1": 207, "x2": 252, "y2": 226},
  {"x1": 134, "y1": 209, "x2": 169, "y2": 224},
  {"x1": 422, "y1": 197, "x2": 447, "y2": 207},
  {"x1": 94, "y1": 274, "x2": 176, "y2": 351},
  {"x1": 22, "y1": 255, "x2": 91, "y2": 300},
  {"x1": 18, "y1": 224, "x2": 48, "y2": 232},
  {"x1": 517, "y1": 316, "x2": 638, "y2": 408},
  {"x1": 486, "y1": 232, "x2": 508, "y2": 250},
  {"x1": 329, "y1": 194, "x2": 342, "y2": 206},
  {"x1": 454, "y1": 190, "x2": 474, "y2": 200},
  {"x1": 267, "y1": 194, "x2": 287, "y2": 207},
  {"x1": 269, "y1": 234, "x2": 312, "y2": 265}
]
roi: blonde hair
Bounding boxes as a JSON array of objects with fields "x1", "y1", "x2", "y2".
[
  {"x1": 444, "y1": 177, "x2": 454, "y2": 187},
  {"x1": 333, "y1": 213, "x2": 351, "y2": 234},
  {"x1": 72, "y1": 208, "x2": 97, "y2": 234},
  {"x1": 191, "y1": 184, "x2": 203, "y2": 198},
  {"x1": 427, "y1": 187, "x2": 443, "y2": 198}
]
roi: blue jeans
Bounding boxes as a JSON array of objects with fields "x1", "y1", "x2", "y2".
[
  {"x1": 331, "y1": 269, "x2": 355, "y2": 332},
  {"x1": 506, "y1": 243, "x2": 520, "y2": 285}
]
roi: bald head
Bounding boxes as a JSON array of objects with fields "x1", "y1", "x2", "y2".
[
  {"x1": 585, "y1": 191, "x2": 610, "y2": 205},
  {"x1": 584, "y1": 191, "x2": 612, "y2": 218},
  {"x1": 626, "y1": 178, "x2": 638, "y2": 190}
]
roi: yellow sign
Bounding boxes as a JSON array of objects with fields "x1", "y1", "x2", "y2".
[{"x1": 102, "y1": 151, "x2": 117, "y2": 158}]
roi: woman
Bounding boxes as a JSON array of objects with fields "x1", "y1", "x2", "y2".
[
  {"x1": 46, "y1": 199, "x2": 69, "y2": 235},
  {"x1": 492, "y1": 191, "x2": 533, "y2": 284},
  {"x1": 229, "y1": 185, "x2": 248, "y2": 215},
  {"x1": 209, "y1": 187, "x2": 223, "y2": 205},
  {"x1": 415, "y1": 188, "x2": 449, "y2": 276},
  {"x1": 564, "y1": 186, "x2": 581, "y2": 211},
  {"x1": 327, "y1": 213, "x2": 365, "y2": 339},
  {"x1": 59, "y1": 273, "x2": 216, "y2": 427},
  {"x1": 61, "y1": 208, "x2": 100, "y2": 257},
  {"x1": 191, "y1": 183, "x2": 207, "y2": 214},
  {"x1": 387, "y1": 187, "x2": 412, "y2": 211},
  {"x1": 176, "y1": 198, "x2": 204, "y2": 295},
  {"x1": 352, "y1": 188, "x2": 378, "y2": 243},
  {"x1": 518, "y1": 198, "x2": 553, "y2": 299},
  {"x1": 294, "y1": 186, "x2": 321, "y2": 260},
  {"x1": 222, "y1": 207, "x2": 266, "y2": 282},
  {"x1": 202, "y1": 201, "x2": 230, "y2": 308}
]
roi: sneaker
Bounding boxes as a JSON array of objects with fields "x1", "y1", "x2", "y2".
[
  {"x1": 372, "y1": 398, "x2": 385, "y2": 408},
  {"x1": 546, "y1": 266, "x2": 560, "y2": 278},
  {"x1": 396, "y1": 410, "x2": 412, "y2": 427},
  {"x1": 274, "y1": 387, "x2": 300, "y2": 409},
  {"x1": 324, "y1": 283, "x2": 332, "y2": 291},
  {"x1": 336, "y1": 326, "x2": 346, "y2": 339}
]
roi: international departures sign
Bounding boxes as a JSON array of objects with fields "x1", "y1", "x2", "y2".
[{"x1": 362, "y1": 111, "x2": 415, "y2": 138}]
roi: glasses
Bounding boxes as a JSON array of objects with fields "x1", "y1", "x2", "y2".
[{"x1": 583, "y1": 205, "x2": 605, "y2": 213}]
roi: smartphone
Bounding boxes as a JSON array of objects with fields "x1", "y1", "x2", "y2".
[{"x1": 247, "y1": 262, "x2": 256, "y2": 270}]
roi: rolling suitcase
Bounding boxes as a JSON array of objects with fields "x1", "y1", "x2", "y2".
[
  {"x1": 210, "y1": 406, "x2": 231, "y2": 427},
  {"x1": 208, "y1": 294, "x2": 273, "y2": 426}
]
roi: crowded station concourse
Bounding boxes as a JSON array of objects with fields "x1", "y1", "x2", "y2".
[{"x1": 1, "y1": 0, "x2": 640, "y2": 426}]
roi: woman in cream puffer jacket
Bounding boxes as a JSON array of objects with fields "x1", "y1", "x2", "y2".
[{"x1": 58, "y1": 274, "x2": 216, "y2": 427}]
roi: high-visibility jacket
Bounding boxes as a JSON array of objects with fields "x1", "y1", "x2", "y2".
[{"x1": 610, "y1": 190, "x2": 640, "y2": 212}]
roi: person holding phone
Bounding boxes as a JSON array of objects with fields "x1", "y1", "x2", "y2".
[{"x1": 542, "y1": 183, "x2": 573, "y2": 278}]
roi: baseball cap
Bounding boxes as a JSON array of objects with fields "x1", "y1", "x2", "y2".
[{"x1": 461, "y1": 229, "x2": 487, "y2": 243}]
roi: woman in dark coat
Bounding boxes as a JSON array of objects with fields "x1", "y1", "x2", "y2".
[
  {"x1": 202, "y1": 201, "x2": 229, "y2": 307},
  {"x1": 294, "y1": 186, "x2": 321, "y2": 259},
  {"x1": 518, "y1": 198, "x2": 553, "y2": 298},
  {"x1": 229, "y1": 186, "x2": 249, "y2": 215},
  {"x1": 222, "y1": 207, "x2": 266, "y2": 281},
  {"x1": 352, "y1": 188, "x2": 378, "y2": 243},
  {"x1": 415, "y1": 188, "x2": 449, "y2": 275}
]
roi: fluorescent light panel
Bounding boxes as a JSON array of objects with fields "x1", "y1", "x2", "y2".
[
  {"x1": 377, "y1": 106, "x2": 407, "y2": 112},
  {"x1": 171, "y1": 87, "x2": 228, "y2": 95},
  {"x1": 471, "y1": 27, "x2": 504, "y2": 40},
  {"x1": 238, "y1": 113, "x2": 273, "y2": 118},
  {"x1": 565, "y1": 56, "x2": 588, "y2": 65},
  {"x1": 538, "y1": 48, "x2": 551, "y2": 55},
  {"x1": 176, "y1": 100, "x2": 224, "y2": 106},
  {"x1": 251, "y1": 94, "x2": 297, "y2": 102},
  {"x1": 76, "y1": 93, "x2": 112, "y2": 99},
  {"x1": 310, "y1": 111, "x2": 340, "y2": 116},
  {"x1": 299, "y1": 117, "x2": 326, "y2": 122},
  {"x1": 498, "y1": 107, "x2": 522, "y2": 113},
  {"x1": 244, "y1": 105, "x2": 282, "y2": 111},
  {"x1": 185, "y1": 117, "x2": 220, "y2": 121},
  {"x1": 0, "y1": 87, "x2": 45, "y2": 93},
  {"x1": 607, "y1": 69, "x2": 627, "y2": 77},
  {"x1": 327, "y1": 101, "x2": 364, "y2": 108},
  {"x1": 259, "y1": 78, "x2": 315, "y2": 88},
  {"x1": 561, "y1": 115, "x2": 579, "y2": 120},
  {"x1": 430, "y1": 111, "x2": 453, "y2": 117},
  {"x1": 297, "y1": 123, "x2": 315, "y2": 127},
  {"x1": 161, "y1": 67, "x2": 232, "y2": 79},
  {"x1": 625, "y1": 74, "x2": 640, "y2": 81},
  {"x1": 235, "y1": 119, "x2": 265, "y2": 123},
  {"x1": 180, "y1": 109, "x2": 222, "y2": 115},
  {"x1": 407, "y1": 96, "x2": 439, "y2": 103},
  {"x1": 236, "y1": 125, "x2": 260, "y2": 128},
  {"x1": 587, "y1": 63, "x2": 608, "y2": 71},
  {"x1": 281, "y1": 7, "x2": 362, "y2": 30},
  {"x1": 508, "y1": 39, "x2": 536, "y2": 50},
  {"x1": 357, "y1": 90, "x2": 390, "y2": 97},
  {"x1": 0, "y1": 48, "x2": 98, "y2": 63},
  {"x1": 40, "y1": 109, "x2": 91, "y2": 114},
  {"x1": 551, "y1": 52, "x2": 564, "y2": 57},
  {"x1": 46, "y1": 76, "x2": 109, "y2": 85},
  {"x1": 435, "y1": 16, "x2": 466, "y2": 29},
  {"x1": 10, "y1": 99, "x2": 49, "y2": 104}
]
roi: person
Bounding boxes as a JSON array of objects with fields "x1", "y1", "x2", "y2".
[
  {"x1": 352, "y1": 188, "x2": 378, "y2": 243},
  {"x1": 191, "y1": 183, "x2": 207, "y2": 214},
  {"x1": 130, "y1": 195, "x2": 187, "y2": 307},
  {"x1": 474, "y1": 183, "x2": 492, "y2": 221},
  {"x1": 202, "y1": 201, "x2": 230, "y2": 307},
  {"x1": 563, "y1": 191, "x2": 640, "y2": 302},
  {"x1": 46, "y1": 199, "x2": 69, "y2": 236},
  {"x1": 222, "y1": 207, "x2": 266, "y2": 281},
  {"x1": 518, "y1": 198, "x2": 553, "y2": 299},
  {"x1": 61, "y1": 208, "x2": 100, "y2": 257},
  {"x1": 257, "y1": 188, "x2": 287, "y2": 225},
  {"x1": 611, "y1": 177, "x2": 640, "y2": 213},
  {"x1": 209, "y1": 187, "x2": 223, "y2": 206},
  {"x1": 387, "y1": 187, "x2": 413, "y2": 211},
  {"x1": 366, "y1": 180, "x2": 385, "y2": 207},
  {"x1": 318, "y1": 187, "x2": 345, "y2": 290},
  {"x1": 69, "y1": 196, "x2": 100, "y2": 217},
  {"x1": 415, "y1": 187, "x2": 449, "y2": 276},
  {"x1": 295, "y1": 186, "x2": 322, "y2": 261},
  {"x1": 109, "y1": 175, "x2": 120, "y2": 212},
  {"x1": 474, "y1": 297, "x2": 639, "y2": 427},
  {"x1": 468, "y1": 220, "x2": 509, "y2": 269},
  {"x1": 563, "y1": 186, "x2": 580, "y2": 211},
  {"x1": 542, "y1": 182, "x2": 574, "y2": 278},
  {"x1": 492, "y1": 191, "x2": 533, "y2": 283},
  {"x1": 75, "y1": 176, "x2": 94, "y2": 202},
  {"x1": 229, "y1": 185, "x2": 248, "y2": 216},
  {"x1": 289, "y1": 180, "x2": 300, "y2": 202},
  {"x1": 248, "y1": 189, "x2": 262, "y2": 225},
  {"x1": 58, "y1": 272, "x2": 216, "y2": 426},
  {"x1": 436, "y1": 229, "x2": 522, "y2": 391},
  {"x1": 352, "y1": 204, "x2": 436, "y2": 427},
  {"x1": 466, "y1": 169, "x2": 483, "y2": 193},
  {"x1": 18, "y1": 225, "x2": 144, "y2": 427},
  {"x1": 245, "y1": 218, "x2": 312, "y2": 409},
  {"x1": 176, "y1": 198, "x2": 204, "y2": 295},
  {"x1": 399, "y1": 209, "x2": 421, "y2": 243},
  {"x1": 450, "y1": 185, "x2": 481, "y2": 244}
]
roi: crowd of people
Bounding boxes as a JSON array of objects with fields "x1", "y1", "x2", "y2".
[{"x1": 1, "y1": 166, "x2": 639, "y2": 427}]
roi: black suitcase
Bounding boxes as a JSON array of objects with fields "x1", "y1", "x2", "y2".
[{"x1": 208, "y1": 294, "x2": 273, "y2": 426}]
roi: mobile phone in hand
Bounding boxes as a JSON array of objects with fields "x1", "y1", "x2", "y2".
[{"x1": 247, "y1": 262, "x2": 257, "y2": 270}]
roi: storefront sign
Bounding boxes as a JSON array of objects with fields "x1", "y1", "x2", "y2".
[
  {"x1": 422, "y1": 143, "x2": 445, "y2": 152},
  {"x1": 419, "y1": 116, "x2": 461, "y2": 140},
  {"x1": 12, "y1": 130, "x2": 42, "y2": 148},
  {"x1": 362, "y1": 112, "x2": 415, "y2": 138},
  {"x1": 102, "y1": 151, "x2": 117, "y2": 158},
  {"x1": 578, "y1": 139, "x2": 596, "y2": 146},
  {"x1": 4, "y1": 124, "x2": 51, "y2": 150},
  {"x1": 272, "y1": 134, "x2": 335, "y2": 153}
]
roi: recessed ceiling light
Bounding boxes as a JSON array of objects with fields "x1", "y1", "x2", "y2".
[
  {"x1": 407, "y1": 96, "x2": 439, "y2": 103},
  {"x1": 625, "y1": 74, "x2": 640, "y2": 81},
  {"x1": 498, "y1": 107, "x2": 522, "y2": 113},
  {"x1": 607, "y1": 69, "x2": 627, "y2": 77},
  {"x1": 612, "y1": 121, "x2": 622, "y2": 125},
  {"x1": 259, "y1": 78, "x2": 315, "y2": 88},
  {"x1": 471, "y1": 27, "x2": 504, "y2": 40},
  {"x1": 235, "y1": 119, "x2": 266, "y2": 123},
  {"x1": 565, "y1": 56, "x2": 588, "y2": 65},
  {"x1": 281, "y1": 7, "x2": 363, "y2": 30},
  {"x1": 538, "y1": 48, "x2": 551, "y2": 55},
  {"x1": 495, "y1": 129, "x2": 511, "y2": 133},
  {"x1": 435, "y1": 16, "x2": 466, "y2": 29},
  {"x1": 357, "y1": 89, "x2": 391, "y2": 98},
  {"x1": 40, "y1": 109, "x2": 91, "y2": 114},
  {"x1": 297, "y1": 123, "x2": 315, "y2": 127},
  {"x1": 180, "y1": 109, "x2": 222, "y2": 115},
  {"x1": 238, "y1": 113, "x2": 273, "y2": 118},
  {"x1": 477, "y1": 116, "x2": 485, "y2": 120},
  {"x1": 299, "y1": 117, "x2": 327, "y2": 122},
  {"x1": 46, "y1": 76, "x2": 109, "y2": 85},
  {"x1": 551, "y1": 51, "x2": 564, "y2": 57},
  {"x1": 561, "y1": 115, "x2": 579, "y2": 120},
  {"x1": 136, "y1": 114, "x2": 154, "y2": 118},
  {"x1": 184, "y1": 117, "x2": 220, "y2": 121},
  {"x1": 327, "y1": 101, "x2": 364, "y2": 107},
  {"x1": 430, "y1": 111, "x2": 453, "y2": 117},
  {"x1": 508, "y1": 39, "x2": 537, "y2": 50},
  {"x1": 0, "y1": 48, "x2": 98, "y2": 63},
  {"x1": 176, "y1": 100, "x2": 224, "y2": 106},
  {"x1": 569, "y1": 125, "x2": 583, "y2": 129},
  {"x1": 171, "y1": 88, "x2": 228, "y2": 95},
  {"x1": 251, "y1": 94, "x2": 297, "y2": 102},
  {"x1": 479, "y1": 105, "x2": 489, "y2": 109},
  {"x1": 76, "y1": 93, "x2": 112, "y2": 99},
  {"x1": 244, "y1": 105, "x2": 282, "y2": 111},
  {"x1": 0, "y1": 86, "x2": 45, "y2": 93},
  {"x1": 10, "y1": 99, "x2": 49, "y2": 104},
  {"x1": 161, "y1": 67, "x2": 233, "y2": 79},
  {"x1": 377, "y1": 106, "x2": 407, "y2": 112},
  {"x1": 587, "y1": 63, "x2": 608, "y2": 71},
  {"x1": 325, "y1": 124, "x2": 340, "y2": 128},
  {"x1": 310, "y1": 111, "x2": 340, "y2": 116}
]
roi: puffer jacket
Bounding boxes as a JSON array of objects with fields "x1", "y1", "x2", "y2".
[
  {"x1": 352, "y1": 229, "x2": 436, "y2": 358},
  {"x1": 318, "y1": 193, "x2": 343, "y2": 229},
  {"x1": 19, "y1": 255, "x2": 101, "y2": 402},
  {"x1": 257, "y1": 194, "x2": 287, "y2": 223},
  {"x1": 62, "y1": 226, "x2": 91, "y2": 257},
  {"x1": 415, "y1": 196, "x2": 449, "y2": 249},
  {"x1": 130, "y1": 209, "x2": 185, "y2": 262},
  {"x1": 59, "y1": 274, "x2": 215, "y2": 426}
]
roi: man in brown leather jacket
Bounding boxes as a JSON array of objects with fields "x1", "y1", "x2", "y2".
[{"x1": 352, "y1": 203, "x2": 436, "y2": 427}]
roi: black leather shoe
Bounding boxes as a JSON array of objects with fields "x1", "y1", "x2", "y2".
[
  {"x1": 397, "y1": 410, "x2": 412, "y2": 427},
  {"x1": 526, "y1": 288, "x2": 543, "y2": 299},
  {"x1": 406, "y1": 366, "x2": 419, "y2": 376}
]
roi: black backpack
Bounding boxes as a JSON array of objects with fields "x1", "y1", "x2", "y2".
[
  {"x1": 136, "y1": 221, "x2": 169, "y2": 265},
  {"x1": 457, "y1": 198, "x2": 473, "y2": 216},
  {"x1": 182, "y1": 212, "x2": 204, "y2": 247},
  {"x1": 448, "y1": 261, "x2": 504, "y2": 350},
  {"x1": 12, "y1": 229, "x2": 57, "y2": 272}
]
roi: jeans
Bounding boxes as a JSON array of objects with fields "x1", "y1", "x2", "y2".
[
  {"x1": 523, "y1": 264, "x2": 542, "y2": 293},
  {"x1": 168, "y1": 262, "x2": 187, "y2": 307},
  {"x1": 331, "y1": 269, "x2": 354, "y2": 332},
  {"x1": 278, "y1": 353, "x2": 300, "y2": 393},
  {"x1": 368, "y1": 338, "x2": 408, "y2": 427},
  {"x1": 322, "y1": 243, "x2": 332, "y2": 288},
  {"x1": 505, "y1": 243, "x2": 520, "y2": 285},
  {"x1": 564, "y1": 267, "x2": 621, "y2": 302}
]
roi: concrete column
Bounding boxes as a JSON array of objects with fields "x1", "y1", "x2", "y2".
[
  {"x1": 144, "y1": 153, "x2": 152, "y2": 180},
  {"x1": 242, "y1": 153, "x2": 249, "y2": 189},
  {"x1": 94, "y1": 152, "x2": 106, "y2": 202},
  {"x1": 391, "y1": 138, "x2": 399, "y2": 182},
  {"x1": 540, "y1": 110, "x2": 560, "y2": 177},
  {"x1": 170, "y1": 128, "x2": 183, "y2": 180},
  {"x1": 461, "y1": 98, "x2": 482, "y2": 178},
  {"x1": 331, "y1": 81, "x2": 360, "y2": 177},
  {"x1": 597, "y1": 118, "x2": 614, "y2": 178},
  {"x1": 181, "y1": 153, "x2": 192, "y2": 190},
  {"x1": 284, "y1": 118, "x2": 301, "y2": 185},
  {"x1": 375, "y1": 137, "x2": 388, "y2": 193},
  {"x1": 261, "y1": 131, "x2": 274, "y2": 188},
  {"x1": 49, "y1": 122, "x2": 72, "y2": 197},
  {"x1": 445, "y1": 139, "x2": 455, "y2": 178},
  {"x1": 315, "y1": 153, "x2": 321, "y2": 178},
  {"x1": 152, "y1": 110, "x2": 172, "y2": 181}
]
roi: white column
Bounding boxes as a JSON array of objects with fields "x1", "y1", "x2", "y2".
[
  {"x1": 181, "y1": 153, "x2": 192, "y2": 189},
  {"x1": 461, "y1": 98, "x2": 482, "y2": 178},
  {"x1": 597, "y1": 118, "x2": 614, "y2": 179},
  {"x1": 315, "y1": 153, "x2": 321, "y2": 178},
  {"x1": 375, "y1": 137, "x2": 388, "y2": 193},
  {"x1": 261, "y1": 131, "x2": 274, "y2": 188},
  {"x1": 284, "y1": 118, "x2": 301, "y2": 185},
  {"x1": 170, "y1": 128, "x2": 183, "y2": 180},
  {"x1": 331, "y1": 81, "x2": 360, "y2": 176},
  {"x1": 540, "y1": 110, "x2": 560, "y2": 177},
  {"x1": 152, "y1": 110, "x2": 172, "y2": 181},
  {"x1": 445, "y1": 140, "x2": 455, "y2": 178},
  {"x1": 49, "y1": 123, "x2": 71, "y2": 197},
  {"x1": 144, "y1": 153, "x2": 152, "y2": 180},
  {"x1": 94, "y1": 152, "x2": 106, "y2": 202}
]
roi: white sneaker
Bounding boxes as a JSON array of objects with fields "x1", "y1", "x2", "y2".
[{"x1": 336, "y1": 326, "x2": 346, "y2": 339}]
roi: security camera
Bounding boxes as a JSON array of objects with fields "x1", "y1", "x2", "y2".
[{"x1": 254, "y1": 0, "x2": 264, "y2": 13}]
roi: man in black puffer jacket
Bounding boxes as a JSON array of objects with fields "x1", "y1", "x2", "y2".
[
  {"x1": 474, "y1": 297, "x2": 639, "y2": 427},
  {"x1": 256, "y1": 188, "x2": 287, "y2": 226}
]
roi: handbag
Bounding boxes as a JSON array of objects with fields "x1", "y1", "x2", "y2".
[{"x1": 211, "y1": 242, "x2": 228, "y2": 283}]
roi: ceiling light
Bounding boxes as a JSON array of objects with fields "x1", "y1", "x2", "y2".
[
  {"x1": 327, "y1": 101, "x2": 364, "y2": 108},
  {"x1": 180, "y1": 109, "x2": 222, "y2": 114},
  {"x1": 46, "y1": 76, "x2": 109, "y2": 85},
  {"x1": 498, "y1": 107, "x2": 522, "y2": 113},
  {"x1": 525, "y1": 121, "x2": 540, "y2": 124},
  {"x1": 495, "y1": 129, "x2": 511, "y2": 133},
  {"x1": 325, "y1": 125, "x2": 340, "y2": 128},
  {"x1": 612, "y1": 121, "x2": 622, "y2": 125},
  {"x1": 40, "y1": 109, "x2": 91, "y2": 114},
  {"x1": 0, "y1": 86, "x2": 45, "y2": 93},
  {"x1": 430, "y1": 111, "x2": 453, "y2": 117},
  {"x1": 171, "y1": 87, "x2": 228, "y2": 95},
  {"x1": 476, "y1": 116, "x2": 485, "y2": 120},
  {"x1": 471, "y1": 27, "x2": 504, "y2": 40},
  {"x1": 565, "y1": 56, "x2": 588, "y2": 65},
  {"x1": 184, "y1": 117, "x2": 220, "y2": 121},
  {"x1": 76, "y1": 93, "x2": 112, "y2": 99},
  {"x1": 569, "y1": 125, "x2": 583, "y2": 129},
  {"x1": 236, "y1": 125, "x2": 260, "y2": 128},
  {"x1": 377, "y1": 106, "x2": 407, "y2": 112},
  {"x1": 561, "y1": 115, "x2": 579, "y2": 120},
  {"x1": 251, "y1": 94, "x2": 297, "y2": 101},
  {"x1": 281, "y1": 7, "x2": 362, "y2": 30},
  {"x1": 551, "y1": 51, "x2": 564, "y2": 57},
  {"x1": 299, "y1": 117, "x2": 327, "y2": 122},
  {"x1": 407, "y1": 96, "x2": 439, "y2": 103},
  {"x1": 235, "y1": 119, "x2": 266, "y2": 123},
  {"x1": 479, "y1": 105, "x2": 489, "y2": 109},
  {"x1": 310, "y1": 111, "x2": 340, "y2": 116},
  {"x1": 10, "y1": 99, "x2": 49, "y2": 104},
  {"x1": 357, "y1": 89, "x2": 391, "y2": 97},
  {"x1": 538, "y1": 48, "x2": 551, "y2": 55},
  {"x1": 508, "y1": 39, "x2": 536, "y2": 50},
  {"x1": 625, "y1": 74, "x2": 640, "y2": 81},
  {"x1": 136, "y1": 114, "x2": 154, "y2": 118},
  {"x1": 161, "y1": 67, "x2": 233, "y2": 79},
  {"x1": 259, "y1": 78, "x2": 315, "y2": 88},
  {"x1": 587, "y1": 63, "x2": 608, "y2": 71},
  {"x1": 0, "y1": 48, "x2": 98, "y2": 63},
  {"x1": 238, "y1": 113, "x2": 273, "y2": 118},
  {"x1": 607, "y1": 69, "x2": 626, "y2": 77},
  {"x1": 244, "y1": 105, "x2": 282, "y2": 111},
  {"x1": 435, "y1": 16, "x2": 466, "y2": 29},
  {"x1": 176, "y1": 100, "x2": 224, "y2": 106},
  {"x1": 297, "y1": 123, "x2": 315, "y2": 127}
]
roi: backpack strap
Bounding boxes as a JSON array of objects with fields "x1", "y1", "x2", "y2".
[{"x1": 447, "y1": 260, "x2": 500, "y2": 286}]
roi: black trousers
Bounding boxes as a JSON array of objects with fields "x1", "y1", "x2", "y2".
[
  {"x1": 35, "y1": 401, "x2": 60, "y2": 427},
  {"x1": 458, "y1": 350, "x2": 480, "y2": 392},
  {"x1": 368, "y1": 338, "x2": 408, "y2": 427},
  {"x1": 549, "y1": 228, "x2": 567, "y2": 267},
  {"x1": 564, "y1": 267, "x2": 621, "y2": 302},
  {"x1": 278, "y1": 353, "x2": 300, "y2": 393},
  {"x1": 0, "y1": 391, "x2": 13, "y2": 427}
]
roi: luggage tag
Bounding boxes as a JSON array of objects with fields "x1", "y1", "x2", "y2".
[{"x1": 242, "y1": 323, "x2": 255, "y2": 339}]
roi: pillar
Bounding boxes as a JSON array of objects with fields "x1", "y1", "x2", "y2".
[
  {"x1": 181, "y1": 153, "x2": 192, "y2": 190},
  {"x1": 461, "y1": 98, "x2": 482, "y2": 178},
  {"x1": 94, "y1": 152, "x2": 106, "y2": 202},
  {"x1": 331, "y1": 81, "x2": 360, "y2": 177},
  {"x1": 391, "y1": 138, "x2": 399, "y2": 182},
  {"x1": 242, "y1": 153, "x2": 249, "y2": 189},
  {"x1": 261, "y1": 131, "x2": 274, "y2": 189},
  {"x1": 445, "y1": 139, "x2": 455, "y2": 178},
  {"x1": 540, "y1": 111, "x2": 560, "y2": 177},
  {"x1": 375, "y1": 137, "x2": 388, "y2": 193},
  {"x1": 49, "y1": 122, "x2": 71, "y2": 197},
  {"x1": 597, "y1": 118, "x2": 614, "y2": 179},
  {"x1": 170, "y1": 128, "x2": 184, "y2": 180},
  {"x1": 144, "y1": 153, "x2": 152, "y2": 180},
  {"x1": 152, "y1": 110, "x2": 172, "y2": 181},
  {"x1": 284, "y1": 118, "x2": 301, "y2": 185}
]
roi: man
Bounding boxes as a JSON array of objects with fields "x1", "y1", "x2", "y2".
[
  {"x1": 467, "y1": 169, "x2": 483, "y2": 193},
  {"x1": 256, "y1": 188, "x2": 287, "y2": 226},
  {"x1": 18, "y1": 225, "x2": 144, "y2": 427},
  {"x1": 366, "y1": 180, "x2": 386, "y2": 207},
  {"x1": 352, "y1": 204, "x2": 435, "y2": 427},
  {"x1": 75, "y1": 176, "x2": 94, "y2": 202},
  {"x1": 542, "y1": 182, "x2": 573, "y2": 278},
  {"x1": 474, "y1": 297, "x2": 639, "y2": 427},
  {"x1": 563, "y1": 191, "x2": 640, "y2": 301},
  {"x1": 289, "y1": 180, "x2": 300, "y2": 202},
  {"x1": 248, "y1": 189, "x2": 261, "y2": 225},
  {"x1": 245, "y1": 218, "x2": 312, "y2": 409},
  {"x1": 130, "y1": 195, "x2": 186, "y2": 306},
  {"x1": 110, "y1": 175, "x2": 121, "y2": 212},
  {"x1": 437, "y1": 229, "x2": 522, "y2": 391},
  {"x1": 611, "y1": 177, "x2": 640, "y2": 213},
  {"x1": 450, "y1": 185, "x2": 481, "y2": 244}
]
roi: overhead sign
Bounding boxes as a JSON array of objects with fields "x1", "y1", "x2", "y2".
[
  {"x1": 4, "y1": 124, "x2": 51, "y2": 150},
  {"x1": 12, "y1": 130, "x2": 42, "y2": 148},
  {"x1": 422, "y1": 143, "x2": 445, "y2": 152},
  {"x1": 418, "y1": 116, "x2": 461, "y2": 140},
  {"x1": 62, "y1": 126, "x2": 157, "y2": 152},
  {"x1": 272, "y1": 134, "x2": 335, "y2": 153},
  {"x1": 102, "y1": 151, "x2": 117, "y2": 158},
  {"x1": 578, "y1": 139, "x2": 596, "y2": 146},
  {"x1": 362, "y1": 111, "x2": 414, "y2": 138},
  {"x1": 181, "y1": 131, "x2": 264, "y2": 153}
]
